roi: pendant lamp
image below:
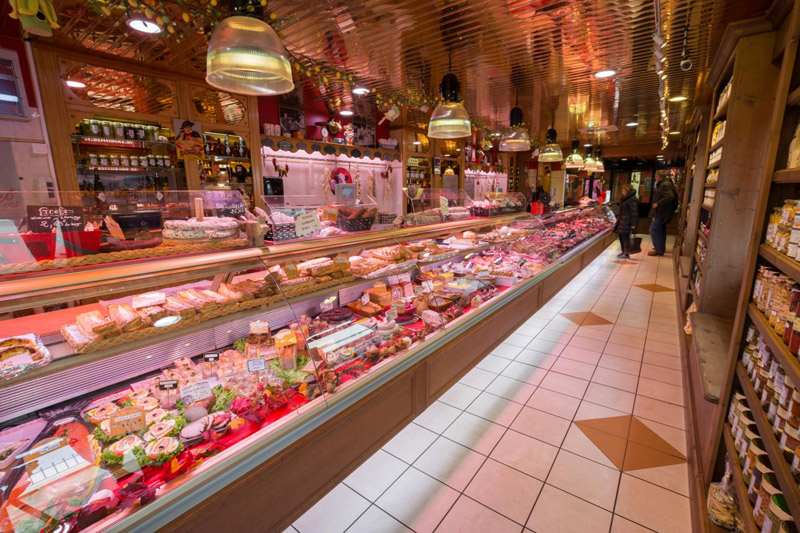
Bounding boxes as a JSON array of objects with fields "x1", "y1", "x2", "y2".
[
  {"x1": 564, "y1": 140, "x2": 584, "y2": 170},
  {"x1": 538, "y1": 128, "x2": 563, "y2": 162},
  {"x1": 428, "y1": 71, "x2": 471, "y2": 139},
  {"x1": 594, "y1": 148, "x2": 605, "y2": 172},
  {"x1": 583, "y1": 145, "x2": 597, "y2": 172},
  {"x1": 500, "y1": 94, "x2": 531, "y2": 152},
  {"x1": 206, "y1": 3, "x2": 294, "y2": 96}
]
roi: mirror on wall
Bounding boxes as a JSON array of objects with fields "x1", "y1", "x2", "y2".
[
  {"x1": 191, "y1": 87, "x2": 246, "y2": 124},
  {"x1": 62, "y1": 63, "x2": 175, "y2": 115}
]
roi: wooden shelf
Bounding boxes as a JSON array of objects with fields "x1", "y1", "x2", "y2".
[
  {"x1": 735, "y1": 362, "x2": 800, "y2": 522},
  {"x1": 722, "y1": 424, "x2": 759, "y2": 533},
  {"x1": 680, "y1": 255, "x2": 691, "y2": 279},
  {"x1": 698, "y1": 230, "x2": 708, "y2": 244},
  {"x1": 787, "y1": 85, "x2": 800, "y2": 107},
  {"x1": 746, "y1": 303, "x2": 800, "y2": 395},
  {"x1": 704, "y1": 182, "x2": 718, "y2": 188},
  {"x1": 707, "y1": 159, "x2": 721, "y2": 170},
  {"x1": 714, "y1": 99, "x2": 729, "y2": 120},
  {"x1": 773, "y1": 168, "x2": 800, "y2": 183},
  {"x1": 695, "y1": 252, "x2": 706, "y2": 274},
  {"x1": 709, "y1": 139, "x2": 724, "y2": 153},
  {"x1": 689, "y1": 313, "x2": 733, "y2": 402},
  {"x1": 702, "y1": 203, "x2": 715, "y2": 212},
  {"x1": 759, "y1": 244, "x2": 800, "y2": 283}
]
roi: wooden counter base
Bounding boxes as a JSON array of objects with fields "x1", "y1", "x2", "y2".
[{"x1": 158, "y1": 231, "x2": 616, "y2": 533}]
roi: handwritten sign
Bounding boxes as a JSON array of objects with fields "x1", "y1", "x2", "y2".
[
  {"x1": 108, "y1": 407, "x2": 146, "y2": 437},
  {"x1": 247, "y1": 357, "x2": 267, "y2": 373},
  {"x1": 321, "y1": 296, "x2": 336, "y2": 312},
  {"x1": 216, "y1": 201, "x2": 245, "y2": 219},
  {"x1": 439, "y1": 196, "x2": 450, "y2": 217},
  {"x1": 391, "y1": 286, "x2": 403, "y2": 301},
  {"x1": 27, "y1": 205, "x2": 84, "y2": 233},
  {"x1": 180, "y1": 381, "x2": 213, "y2": 404},
  {"x1": 386, "y1": 308, "x2": 398, "y2": 321},
  {"x1": 295, "y1": 211, "x2": 321, "y2": 237}
]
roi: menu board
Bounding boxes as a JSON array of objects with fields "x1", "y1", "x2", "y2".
[{"x1": 27, "y1": 205, "x2": 84, "y2": 233}]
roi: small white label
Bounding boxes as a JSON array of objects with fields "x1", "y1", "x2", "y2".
[
  {"x1": 180, "y1": 380, "x2": 213, "y2": 404},
  {"x1": 361, "y1": 293, "x2": 370, "y2": 306},
  {"x1": 439, "y1": 196, "x2": 450, "y2": 216},
  {"x1": 386, "y1": 308, "x2": 398, "y2": 321},
  {"x1": 247, "y1": 358, "x2": 267, "y2": 372},
  {"x1": 156, "y1": 191, "x2": 164, "y2": 201}
]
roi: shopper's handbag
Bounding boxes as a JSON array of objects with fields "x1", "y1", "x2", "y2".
[{"x1": 629, "y1": 234, "x2": 643, "y2": 254}]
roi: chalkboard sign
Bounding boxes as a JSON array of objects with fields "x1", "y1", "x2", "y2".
[
  {"x1": 215, "y1": 201, "x2": 246, "y2": 219},
  {"x1": 27, "y1": 205, "x2": 84, "y2": 233}
]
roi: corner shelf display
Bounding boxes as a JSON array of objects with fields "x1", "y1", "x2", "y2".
[
  {"x1": 0, "y1": 203, "x2": 615, "y2": 532},
  {"x1": 72, "y1": 118, "x2": 186, "y2": 193},
  {"x1": 200, "y1": 132, "x2": 253, "y2": 206},
  {"x1": 0, "y1": 190, "x2": 250, "y2": 278},
  {"x1": 406, "y1": 156, "x2": 432, "y2": 214},
  {"x1": 262, "y1": 194, "x2": 380, "y2": 243}
]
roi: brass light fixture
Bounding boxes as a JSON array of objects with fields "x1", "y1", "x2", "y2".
[
  {"x1": 428, "y1": 60, "x2": 471, "y2": 139},
  {"x1": 500, "y1": 92, "x2": 530, "y2": 152},
  {"x1": 538, "y1": 128, "x2": 563, "y2": 162},
  {"x1": 565, "y1": 140, "x2": 584, "y2": 170}
]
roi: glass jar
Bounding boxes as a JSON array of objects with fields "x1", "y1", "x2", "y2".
[
  {"x1": 119, "y1": 155, "x2": 130, "y2": 167},
  {"x1": 99, "y1": 153, "x2": 109, "y2": 167},
  {"x1": 763, "y1": 494, "x2": 794, "y2": 533},
  {"x1": 101, "y1": 120, "x2": 112, "y2": 138},
  {"x1": 135, "y1": 123, "x2": 147, "y2": 141},
  {"x1": 754, "y1": 472, "x2": 781, "y2": 528},
  {"x1": 148, "y1": 154, "x2": 158, "y2": 167},
  {"x1": 87, "y1": 153, "x2": 99, "y2": 166},
  {"x1": 129, "y1": 155, "x2": 139, "y2": 167},
  {"x1": 124, "y1": 123, "x2": 136, "y2": 140},
  {"x1": 113, "y1": 121, "x2": 125, "y2": 140},
  {"x1": 87, "y1": 119, "x2": 101, "y2": 137},
  {"x1": 109, "y1": 154, "x2": 120, "y2": 167}
]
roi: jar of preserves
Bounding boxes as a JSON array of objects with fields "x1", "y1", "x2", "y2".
[
  {"x1": 101, "y1": 120, "x2": 112, "y2": 138},
  {"x1": 87, "y1": 153, "x2": 99, "y2": 166},
  {"x1": 119, "y1": 155, "x2": 130, "y2": 167},
  {"x1": 110, "y1": 154, "x2": 120, "y2": 167},
  {"x1": 99, "y1": 153, "x2": 109, "y2": 167},
  {"x1": 113, "y1": 121, "x2": 125, "y2": 139}
]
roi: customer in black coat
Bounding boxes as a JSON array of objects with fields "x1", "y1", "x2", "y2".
[
  {"x1": 615, "y1": 184, "x2": 638, "y2": 258},
  {"x1": 648, "y1": 171, "x2": 678, "y2": 256}
]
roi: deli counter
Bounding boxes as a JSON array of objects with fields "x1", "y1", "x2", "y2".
[{"x1": 0, "y1": 197, "x2": 616, "y2": 533}]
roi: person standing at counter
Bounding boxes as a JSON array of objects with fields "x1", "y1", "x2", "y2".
[
  {"x1": 648, "y1": 170, "x2": 678, "y2": 256},
  {"x1": 615, "y1": 184, "x2": 638, "y2": 258}
]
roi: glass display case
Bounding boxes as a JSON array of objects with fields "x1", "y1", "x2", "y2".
[
  {"x1": 403, "y1": 188, "x2": 473, "y2": 226},
  {"x1": 0, "y1": 205, "x2": 614, "y2": 532},
  {"x1": 199, "y1": 132, "x2": 253, "y2": 207},
  {"x1": 262, "y1": 195, "x2": 380, "y2": 243},
  {"x1": 0, "y1": 190, "x2": 250, "y2": 276},
  {"x1": 471, "y1": 191, "x2": 526, "y2": 216}
]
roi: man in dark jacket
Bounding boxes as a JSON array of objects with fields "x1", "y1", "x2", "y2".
[{"x1": 648, "y1": 171, "x2": 678, "y2": 256}]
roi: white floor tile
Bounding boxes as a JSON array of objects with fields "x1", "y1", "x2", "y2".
[
  {"x1": 383, "y1": 422, "x2": 439, "y2": 464},
  {"x1": 345, "y1": 449, "x2": 408, "y2": 501},
  {"x1": 376, "y1": 467, "x2": 459, "y2": 533},
  {"x1": 294, "y1": 484, "x2": 370, "y2": 533}
]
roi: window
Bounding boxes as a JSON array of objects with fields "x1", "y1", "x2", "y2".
[{"x1": 0, "y1": 58, "x2": 24, "y2": 117}]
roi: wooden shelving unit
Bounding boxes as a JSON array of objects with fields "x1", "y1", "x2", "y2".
[
  {"x1": 698, "y1": 230, "x2": 709, "y2": 244},
  {"x1": 746, "y1": 303, "x2": 800, "y2": 389},
  {"x1": 759, "y1": 243, "x2": 800, "y2": 282},
  {"x1": 701, "y1": 203, "x2": 715, "y2": 212},
  {"x1": 773, "y1": 167, "x2": 800, "y2": 183},
  {"x1": 722, "y1": 424, "x2": 758, "y2": 533},
  {"x1": 735, "y1": 363, "x2": 800, "y2": 521},
  {"x1": 694, "y1": 252, "x2": 706, "y2": 274}
]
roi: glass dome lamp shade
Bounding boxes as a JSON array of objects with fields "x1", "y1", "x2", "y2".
[
  {"x1": 500, "y1": 106, "x2": 530, "y2": 152},
  {"x1": 594, "y1": 148, "x2": 605, "y2": 172},
  {"x1": 538, "y1": 128, "x2": 563, "y2": 162},
  {"x1": 564, "y1": 140, "x2": 584, "y2": 169},
  {"x1": 428, "y1": 72, "x2": 471, "y2": 139},
  {"x1": 206, "y1": 15, "x2": 294, "y2": 96}
]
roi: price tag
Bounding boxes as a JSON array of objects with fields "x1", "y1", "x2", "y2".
[
  {"x1": 156, "y1": 191, "x2": 164, "y2": 201},
  {"x1": 361, "y1": 293, "x2": 370, "y2": 306},
  {"x1": 414, "y1": 285, "x2": 424, "y2": 296},
  {"x1": 22, "y1": 437, "x2": 89, "y2": 482},
  {"x1": 247, "y1": 358, "x2": 267, "y2": 373},
  {"x1": 108, "y1": 407, "x2": 146, "y2": 437},
  {"x1": 104, "y1": 216, "x2": 126, "y2": 240},
  {"x1": 284, "y1": 262, "x2": 300, "y2": 279},
  {"x1": 439, "y1": 196, "x2": 450, "y2": 216},
  {"x1": 373, "y1": 281, "x2": 387, "y2": 293},
  {"x1": 493, "y1": 256, "x2": 503, "y2": 265},
  {"x1": 322, "y1": 207, "x2": 339, "y2": 222},
  {"x1": 398, "y1": 272, "x2": 411, "y2": 284},
  {"x1": 403, "y1": 282, "x2": 415, "y2": 297},
  {"x1": 386, "y1": 308, "x2": 398, "y2": 321},
  {"x1": 392, "y1": 301, "x2": 406, "y2": 314},
  {"x1": 158, "y1": 379, "x2": 178, "y2": 390},
  {"x1": 203, "y1": 352, "x2": 220, "y2": 362},
  {"x1": 295, "y1": 211, "x2": 322, "y2": 237},
  {"x1": 387, "y1": 274, "x2": 400, "y2": 286},
  {"x1": 518, "y1": 258, "x2": 527, "y2": 266},
  {"x1": 97, "y1": 192, "x2": 106, "y2": 203},
  {"x1": 334, "y1": 254, "x2": 350, "y2": 271},
  {"x1": 321, "y1": 296, "x2": 336, "y2": 312},
  {"x1": 180, "y1": 381, "x2": 213, "y2": 404},
  {"x1": 274, "y1": 329, "x2": 297, "y2": 348},
  {"x1": 391, "y1": 286, "x2": 403, "y2": 300}
]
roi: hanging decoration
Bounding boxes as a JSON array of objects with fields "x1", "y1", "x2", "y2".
[
  {"x1": 8, "y1": 0, "x2": 59, "y2": 37},
  {"x1": 354, "y1": 164, "x2": 362, "y2": 201},
  {"x1": 367, "y1": 170, "x2": 376, "y2": 198},
  {"x1": 272, "y1": 158, "x2": 288, "y2": 178},
  {"x1": 319, "y1": 167, "x2": 332, "y2": 202},
  {"x1": 381, "y1": 163, "x2": 392, "y2": 201},
  {"x1": 375, "y1": 89, "x2": 440, "y2": 112}
]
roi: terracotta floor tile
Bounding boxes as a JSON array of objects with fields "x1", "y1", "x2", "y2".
[
  {"x1": 622, "y1": 441, "x2": 686, "y2": 471},
  {"x1": 646, "y1": 330, "x2": 680, "y2": 345},
  {"x1": 637, "y1": 377, "x2": 684, "y2": 406},
  {"x1": 526, "y1": 388, "x2": 581, "y2": 420},
  {"x1": 608, "y1": 333, "x2": 646, "y2": 349},
  {"x1": 510, "y1": 406, "x2": 571, "y2": 446},
  {"x1": 546, "y1": 450, "x2": 620, "y2": 510},
  {"x1": 612, "y1": 325, "x2": 648, "y2": 339},
  {"x1": 575, "y1": 414, "x2": 632, "y2": 439},
  {"x1": 615, "y1": 474, "x2": 692, "y2": 533},
  {"x1": 628, "y1": 418, "x2": 685, "y2": 460},
  {"x1": 639, "y1": 363, "x2": 683, "y2": 387},
  {"x1": 637, "y1": 418, "x2": 688, "y2": 456},
  {"x1": 561, "y1": 424, "x2": 622, "y2": 470},
  {"x1": 627, "y1": 462, "x2": 690, "y2": 497},
  {"x1": 598, "y1": 354, "x2": 642, "y2": 376},
  {"x1": 633, "y1": 396, "x2": 686, "y2": 430},
  {"x1": 437, "y1": 495, "x2": 522, "y2": 533},
  {"x1": 634, "y1": 283, "x2": 674, "y2": 293},
  {"x1": 611, "y1": 515, "x2": 655, "y2": 532},
  {"x1": 644, "y1": 339, "x2": 681, "y2": 357},
  {"x1": 568, "y1": 334, "x2": 603, "y2": 351},
  {"x1": 574, "y1": 326, "x2": 612, "y2": 341},
  {"x1": 527, "y1": 484, "x2": 613, "y2": 533},
  {"x1": 603, "y1": 342, "x2": 644, "y2": 361},
  {"x1": 573, "y1": 422, "x2": 628, "y2": 469},
  {"x1": 642, "y1": 351, "x2": 682, "y2": 371}
]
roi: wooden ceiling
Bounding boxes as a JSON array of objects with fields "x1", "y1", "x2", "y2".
[{"x1": 36, "y1": 0, "x2": 776, "y2": 149}]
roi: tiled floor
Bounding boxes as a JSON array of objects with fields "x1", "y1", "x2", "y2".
[{"x1": 290, "y1": 236, "x2": 692, "y2": 533}]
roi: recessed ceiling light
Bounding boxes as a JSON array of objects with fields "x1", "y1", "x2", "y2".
[
  {"x1": 412, "y1": 141, "x2": 421, "y2": 145},
  {"x1": 352, "y1": 86, "x2": 369, "y2": 96},
  {"x1": 594, "y1": 69, "x2": 616, "y2": 78},
  {"x1": 340, "y1": 110, "x2": 354, "y2": 116},
  {"x1": 668, "y1": 96, "x2": 688, "y2": 102},
  {"x1": 625, "y1": 121, "x2": 639, "y2": 127},
  {"x1": 584, "y1": 143, "x2": 592, "y2": 147},
  {"x1": 66, "y1": 80, "x2": 86, "y2": 88},
  {"x1": 126, "y1": 18, "x2": 162, "y2": 34},
  {"x1": 669, "y1": 131, "x2": 680, "y2": 135},
  {"x1": 621, "y1": 158, "x2": 628, "y2": 161}
]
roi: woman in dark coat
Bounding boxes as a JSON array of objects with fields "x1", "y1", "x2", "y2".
[{"x1": 615, "y1": 184, "x2": 638, "y2": 258}]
